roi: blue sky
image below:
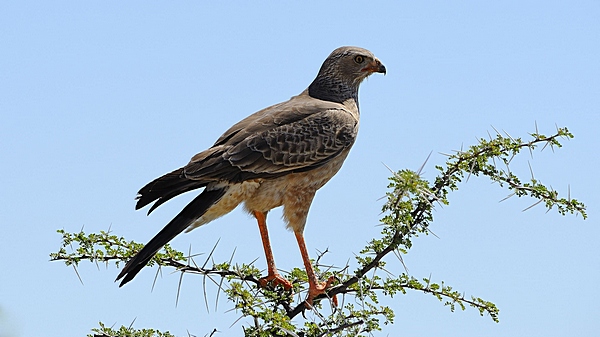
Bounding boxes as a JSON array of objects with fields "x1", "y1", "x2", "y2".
[{"x1": 1, "y1": 1, "x2": 598, "y2": 336}]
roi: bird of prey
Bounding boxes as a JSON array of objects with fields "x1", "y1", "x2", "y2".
[{"x1": 116, "y1": 46, "x2": 386, "y2": 305}]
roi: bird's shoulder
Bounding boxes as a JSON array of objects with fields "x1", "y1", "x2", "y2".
[{"x1": 212, "y1": 90, "x2": 356, "y2": 148}]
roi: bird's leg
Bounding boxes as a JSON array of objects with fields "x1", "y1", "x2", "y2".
[
  {"x1": 294, "y1": 231, "x2": 337, "y2": 307},
  {"x1": 253, "y1": 211, "x2": 293, "y2": 290}
]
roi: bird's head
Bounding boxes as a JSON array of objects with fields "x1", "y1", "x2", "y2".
[
  {"x1": 329, "y1": 46, "x2": 386, "y2": 83},
  {"x1": 308, "y1": 46, "x2": 386, "y2": 103}
]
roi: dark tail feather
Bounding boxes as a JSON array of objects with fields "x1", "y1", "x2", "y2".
[
  {"x1": 116, "y1": 187, "x2": 228, "y2": 286},
  {"x1": 135, "y1": 168, "x2": 208, "y2": 214}
]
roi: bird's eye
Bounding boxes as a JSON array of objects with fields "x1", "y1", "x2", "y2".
[{"x1": 354, "y1": 55, "x2": 365, "y2": 64}]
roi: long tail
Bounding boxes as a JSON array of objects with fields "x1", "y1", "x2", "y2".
[
  {"x1": 135, "y1": 168, "x2": 208, "y2": 214},
  {"x1": 116, "y1": 187, "x2": 228, "y2": 286}
]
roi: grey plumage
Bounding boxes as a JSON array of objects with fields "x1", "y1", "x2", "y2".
[{"x1": 116, "y1": 47, "x2": 385, "y2": 300}]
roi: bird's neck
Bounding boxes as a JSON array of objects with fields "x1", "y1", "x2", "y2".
[{"x1": 307, "y1": 75, "x2": 360, "y2": 110}]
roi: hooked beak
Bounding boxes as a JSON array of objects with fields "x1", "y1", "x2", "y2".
[{"x1": 362, "y1": 58, "x2": 386, "y2": 75}]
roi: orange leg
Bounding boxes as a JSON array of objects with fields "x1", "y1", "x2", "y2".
[
  {"x1": 294, "y1": 231, "x2": 337, "y2": 306},
  {"x1": 253, "y1": 211, "x2": 293, "y2": 290}
]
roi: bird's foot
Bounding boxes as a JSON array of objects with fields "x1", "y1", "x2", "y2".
[
  {"x1": 259, "y1": 272, "x2": 293, "y2": 290},
  {"x1": 305, "y1": 275, "x2": 338, "y2": 307}
]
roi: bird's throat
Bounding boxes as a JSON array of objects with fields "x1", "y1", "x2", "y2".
[{"x1": 308, "y1": 76, "x2": 359, "y2": 106}]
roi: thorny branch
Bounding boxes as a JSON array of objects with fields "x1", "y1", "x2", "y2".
[{"x1": 51, "y1": 127, "x2": 586, "y2": 336}]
